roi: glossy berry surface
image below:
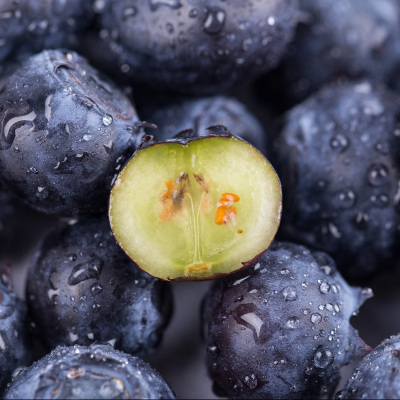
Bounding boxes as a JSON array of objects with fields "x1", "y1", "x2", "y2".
[
  {"x1": 274, "y1": 81, "x2": 400, "y2": 278},
  {"x1": 143, "y1": 96, "x2": 267, "y2": 153},
  {"x1": 276, "y1": 0, "x2": 400, "y2": 103},
  {"x1": 3, "y1": 343, "x2": 176, "y2": 399},
  {"x1": 0, "y1": 49, "x2": 141, "y2": 216},
  {"x1": 337, "y1": 333, "x2": 400, "y2": 399},
  {"x1": 202, "y1": 241, "x2": 371, "y2": 399},
  {"x1": 26, "y1": 217, "x2": 172, "y2": 356},
  {"x1": 89, "y1": 0, "x2": 299, "y2": 93},
  {"x1": 0, "y1": 269, "x2": 32, "y2": 393},
  {"x1": 109, "y1": 130, "x2": 282, "y2": 281}
]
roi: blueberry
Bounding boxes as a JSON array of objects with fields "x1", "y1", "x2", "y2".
[
  {"x1": 143, "y1": 96, "x2": 267, "y2": 153},
  {"x1": 274, "y1": 81, "x2": 400, "y2": 278},
  {"x1": 0, "y1": 268, "x2": 32, "y2": 393},
  {"x1": 17, "y1": 0, "x2": 94, "y2": 54},
  {"x1": 0, "y1": 1, "x2": 26, "y2": 65},
  {"x1": 86, "y1": 0, "x2": 299, "y2": 93},
  {"x1": 3, "y1": 343, "x2": 176, "y2": 399},
  {"x1": 337, "y1": 334, "x2": 400, "y2": 399},
  {"x1": 202, "y1": 241, "x2": 371, "y2": 399},
  {"x1": 0, "y1": 49, "x2": 142, "y2": 216},
  {"x1": 271, "y1": 0, "x2": 400, "y2": 104},
  {"x1": 0, "y1": 0, "x2": 94, "y2": 67},
  {"x1": 26, "y1": 217, "x2": 172, "y2": 357}
]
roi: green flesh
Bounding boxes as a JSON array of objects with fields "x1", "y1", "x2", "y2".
[{"x1": 109, "y1": 136, "x2": 281, "y2": 281}]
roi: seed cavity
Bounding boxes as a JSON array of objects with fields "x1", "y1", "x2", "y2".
[{"x1": 215, "y1": 193, "x2": 240, "y2": 225}]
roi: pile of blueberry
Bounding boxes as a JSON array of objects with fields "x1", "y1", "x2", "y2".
[{"x1": 1, "y1": 0, "x2": 400, "y2": 399}]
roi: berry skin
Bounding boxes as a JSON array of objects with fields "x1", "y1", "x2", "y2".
[
  {"x1": 3, "y1": 343, "x2": 176, "y2": 399},
  {"x1": 26, "y1": 217, "x2": 172, "y2": 357},
  {"x1": 143, "y1": 96, "x2": 267, "y2": 153},
  {"x1": 274, "y1": 81, "x2": 400, "y2": 278},
  {"x1": 87, "y1": 0, "x2": 299, "y2": 93},
  {"x1": 337, "y1": 334, "x2": 400, "y2": 399},
  {"x1": 0, "y1": 49, "x2": 142, "y2": 217},
  {"x1": 274, "y1": 0, "x2": 400, "y2": 104},
  {"x1": 202, "y1": 241, "x2": 371, "y2": 399},
  {"x1": 0, "y1": 0, "x2": 93, "y2": 66},
  {"x1": 0, "y1": 269, "x2": 32, "y2": 393}
]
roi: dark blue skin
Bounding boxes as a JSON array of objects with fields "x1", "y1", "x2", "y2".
[
  {"x1": 0, "y1": 0, "x2": 94, "y2": 68},
  {"x1": 0, "y1": 49, "x2": 143, "y2": 216},
  {"x1": 142, "y1": 96, "x2": 267, "y2": 154},
  {"x1": 26, "y1": 217, "x2": 172, "y2": 357},
  {"x1": 202, "y1": 241, "x2": 371, "y2": 399},
  {"x1": 3, "y1": 343, "x2": 176, "y2": 399},
  {"x1": 0, "y1": 268, "x2": 32, "y2": 393},
  {"x1": 274, "y1": 81, "x2": 400, "y2": 278},
  {"x1": 337, "y1": 334, "x2": 400, "y2": 399},
  {"x1": 86, "y1": 0, "x2": 299, "y2": 93},
  {"x1": 268, "y1": 0, "x2": 400, "y2": 105},
  {"x1": 0, "y1": 190, "x2": 16, "y2": 254}
]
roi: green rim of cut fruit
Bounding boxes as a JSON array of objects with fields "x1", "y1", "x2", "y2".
[{"x1": 109, "y1": 134, "x2": 282, "y2": 281}]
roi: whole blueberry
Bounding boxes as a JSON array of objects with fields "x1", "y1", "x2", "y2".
[
  {"x1": 202, "y1": 241, "x2": 371, "y2": 399},
  {"x1": 0, "y1": 0, "x2": 94, "y2": 66},
  {"x1": 337, "y1": 334, "x2": 400, "y2": 399},
  {"x1": 3, "y1": 343, "x2": 176, "y2": 399},
  {"x1": 0, "y1": 269, "x2": 32, "y2": 393},
  {"x1": 274, "y1": 81, "x2": 400, "y2": 278},
  {"x1": 274, "y1": 0, "x2": 400, "y2": 103},
  {"x1": 143, "y1": 96, "x2": 267, "y2": 153},
  {"x1": 88, "y1": 0, "x2": 299, "y2": 93},
  {"x1": 26, "y1": 217, "x2": 172, "y2": 357},
  {"x1": 0, "y1": 49, "x2": 142, "y2": 216}
]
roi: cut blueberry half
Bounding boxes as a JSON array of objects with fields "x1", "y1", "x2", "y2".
[{"x1": 109, "y1": 129, "x2": 282, "y2": 281}]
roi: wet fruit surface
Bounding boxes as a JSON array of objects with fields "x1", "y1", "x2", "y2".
[
  {"x1": 109, "y1": 133, "x2": 282, "y2": 281},
  {"x1": 88, "y1": 0, "x2": 299, "y2": 92},
  {"x1": 202, "y1": 241, "x2": 371, "y2": 399},
  {"x1": 3, "y1": 343, "x2": 176, "y2": 399},
  {"x1": 337, "y1": 333, "x2": 400, "y2": 399},
  {"x1": 0, "y1": 269, "x2": 32, "y2": 393},
  {"x1": 274, "y1": 81, "x2": 400, "y2": 278},
  {"x1": 0, "y1": 49, "x2": 141, "y2": 216},
  {"x1": 26, "y1": 217, "x2": 172, "y2": 356}
]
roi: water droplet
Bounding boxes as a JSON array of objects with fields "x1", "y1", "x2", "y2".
[
  {"x1": 267, "y1": 16, "x2": 276, "y2": 26},
  {"x1": 83, "y1": 134, "x2": 92, "y2": 141},
  {"x1": 240, "y1": 312, "x2": 264, "y2": 337},
  {"x1": 35, "y1": 186, "x2": 49, "y2": 200},
  {"x1": 189, "y1": 8, "x2": 198, "y2": 18},
  {"x1": 103, "y1": 140, "x2": 114, "y2": 154},
  {"x1": 68, "y1": 258, "x2": 103, "y2": 286},
  {"x1": 91, "y1": 283, "x2": 103, "y2": 296},
  {"x1": 102, "y1": 114, "x2": 113, "y2": 126},
  {"x1": 313, "y1": 346, "x2": 334, "y2": 368},
  {"x1": 27, "y1": 166, "x2": 39, "y2": 174},
  {"x1": 207, "y1": 345, "x2": 219, "y2": 358},
  {"x1": 92, "y1": 303, "x2": 101, "y2": 313},
  {"x1": 367, "y1": 163, "x2": 389, "y2": 186},
  {"x1": 203, "y1": 8, "x2": 226, "y2": 34},
  {"x1": 330, "y1": 134, "x2": 349, "y2": 153},
  {"x1": 286, "y1": 316, "x2": 300, "y2": 329},
  {"x1": 375, "y1": 141, "x2": 389, "y2": 155},
  {"x1": 335, "y1": 190, "x2": 356, "y2": 209},
  {"x1": 149, "y1": 0, "x2": 181, "y2": 11},
  {"x1": 280, "y1": 268, "x2": 290, "y2": 275},
  {"x1": 282, "y1": 286, "x2": 297, "y2": 301},
  {"x1": 93, "y1": 0, "x2": 106, "y2": 12},
  {"x1": 311, "y1": 313, "x2": 322, "y2": 324},
  {"x1": 123, "y1": 7, "x2": 137, "y2": 19},
  {"x1": 243, "y1": 374, "x2": 258, "y2": 389},
  {"x1": 319, "y1": 282, "x2": 330, "y2": 294},
  {"x1": 370, "y1": 193, "x2": 389, "y2": 208}
]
